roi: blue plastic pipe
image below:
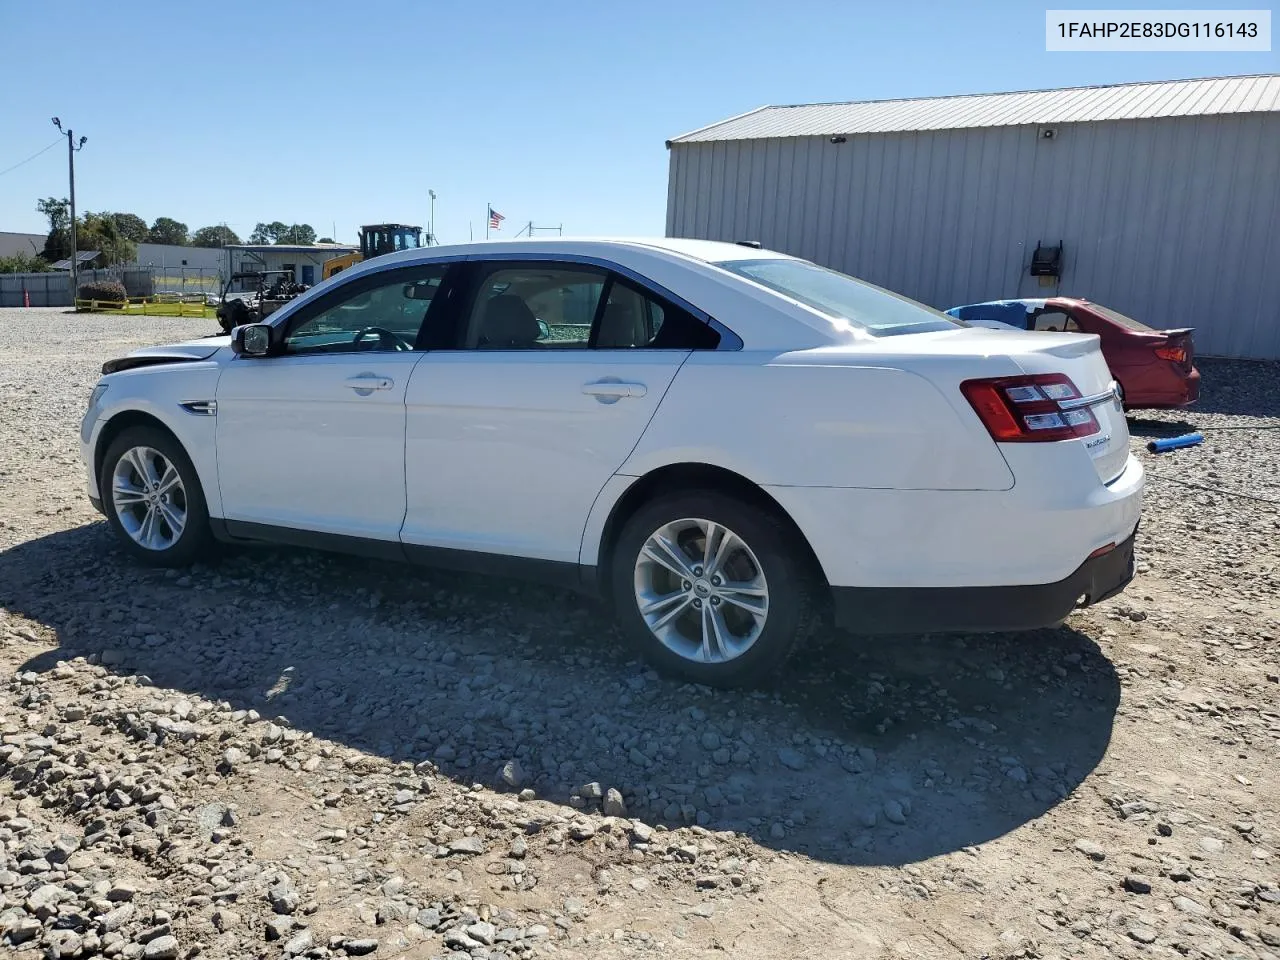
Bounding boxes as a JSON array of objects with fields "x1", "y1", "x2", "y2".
[{"x1": 1147, "y1": 432, "x2": 1204, "y2": 453}]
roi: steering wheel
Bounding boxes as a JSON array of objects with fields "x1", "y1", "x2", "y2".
[{"x1": 352, "y1": 326, "x2": 413, "y2": 351}]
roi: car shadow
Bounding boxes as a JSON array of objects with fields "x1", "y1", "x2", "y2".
[
  {"x1": 1126, "y1": 416, "x2": 1195, "y2": 438},
  {"x1": 3, "y1": 523, "x2": 1119, "y2": 868}
]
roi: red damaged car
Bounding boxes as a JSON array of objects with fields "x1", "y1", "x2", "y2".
[{"x1": 946, "y1": 297, "x2": 1200, "y2": 410}]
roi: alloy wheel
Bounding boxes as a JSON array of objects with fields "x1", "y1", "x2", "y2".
[
  {"x1": 632, "y1": 517, "x2": 770, "y2": 664},
  {"x1": 111, "y1": 446, "x2": 187, "y2": 551}
]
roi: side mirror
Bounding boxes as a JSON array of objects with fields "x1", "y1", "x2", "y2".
[{"x1": 232, "y1": 323, "x2": 273, "y2": 357}]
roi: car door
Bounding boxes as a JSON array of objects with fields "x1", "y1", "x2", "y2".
[
  {"x1": 215, "y1": 262, "x2": 453, "y2": 545},
  {"x1": 401, "y1": 259, "x2": 720, "y2": 564}
]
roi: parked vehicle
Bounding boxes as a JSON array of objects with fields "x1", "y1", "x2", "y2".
[
  {"x1": 81, "y1": 240, "x2": 1143, "y2": 687},
  {"x1": 945, "y1": 298, "x2": 1200, "y2": 410}
]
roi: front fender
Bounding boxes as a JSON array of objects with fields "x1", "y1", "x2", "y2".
[{"x1": 83, "y1": 362, "x2": 224, "y2": 517}]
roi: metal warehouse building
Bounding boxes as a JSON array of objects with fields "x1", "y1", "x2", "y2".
[{"x1": 665, "y1": 74, "x2": 1280, "y2": 360}]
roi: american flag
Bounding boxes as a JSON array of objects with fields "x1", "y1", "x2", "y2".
[{"x1": 488, "y1": 206, "x2": 505, "y2": 230}]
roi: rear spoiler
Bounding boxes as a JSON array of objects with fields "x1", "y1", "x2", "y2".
[{"x1": 1159, "y1": 327, "x2": 1194, "y2": 337}]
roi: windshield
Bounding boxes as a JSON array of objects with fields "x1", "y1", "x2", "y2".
[
  {"x1": 1090, "y1": 304, "x2": 1154, "y2": 332},
  {"x1": 715, "y1": 258, "x2": 963, "y2": 337}
]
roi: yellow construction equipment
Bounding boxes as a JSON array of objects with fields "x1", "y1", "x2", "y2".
[{"x1": 322, "y1": 224, "x2": 424, "y2": 280}]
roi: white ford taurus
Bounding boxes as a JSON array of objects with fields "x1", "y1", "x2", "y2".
[{"x1": 81, "y1": 238, "x2": 1142, "y2": 686}]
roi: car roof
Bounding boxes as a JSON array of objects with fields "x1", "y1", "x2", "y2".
[{"x1": 349, "y1": 236, "x2": 791, "y2": 273}]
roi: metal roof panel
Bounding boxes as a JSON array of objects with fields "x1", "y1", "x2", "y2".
[{"x1": 671, "y1": 75, "x2": 1280, "y2": 143}]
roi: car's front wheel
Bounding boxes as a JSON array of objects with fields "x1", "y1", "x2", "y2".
[
  {"x1": 610, "y1": 491, "x2": 816, "y2": 687},
  {"x1": 101, "y1": 426, "x2": 212, "y2": 566}
]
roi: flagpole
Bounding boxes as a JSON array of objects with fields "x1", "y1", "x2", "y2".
[{"x1": 486, "y1": 203, "x2": 490, "y2": 240}]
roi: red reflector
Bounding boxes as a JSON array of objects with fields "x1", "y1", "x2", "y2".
[
  {"x1": 960, "y1": 373, "x2": 1101, "y2": 443},
  {"x1": 1155, "y1": 345, "x2": 1187, "y2": 363},
  {"x1": 1087, "y1": 542, "x2": 1116, "y2": 559}
]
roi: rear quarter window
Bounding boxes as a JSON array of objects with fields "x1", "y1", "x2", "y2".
[{"x1": 716, "y1": 258, "x2": 961, "y2": 337}]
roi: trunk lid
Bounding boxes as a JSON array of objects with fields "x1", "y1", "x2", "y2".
[
  {"x1": 988, "y1": 330, "x2": 1129, "y2": 483},
  {"x1": 865, "y1": 327, "x2": 1130, "y2": 483}
]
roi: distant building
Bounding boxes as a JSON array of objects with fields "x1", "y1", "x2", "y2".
[
  {"x1": 224, "y1": 243, "x2": 359, "y2": 290},
  {"x1": 134, "y1": 242, "x2": 224, "y2": 273},
  {"x1": 0, "y1": 231, "x2": 46, "y2": 259},
  {"x1": 666, "y1": 74, "x2": 1280, "y2": 360}
]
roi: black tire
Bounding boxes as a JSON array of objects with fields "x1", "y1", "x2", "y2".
[
  {"x1": 610, "y1": 490, "x2": 817, "y2": 688},
  {"x1": 100, "y1": 426, "x2": 213, "y2": 567}
]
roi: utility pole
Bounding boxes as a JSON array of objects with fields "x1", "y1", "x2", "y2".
[{"x1": 51, "y1": 118, "x2": 87, "y2": 299}]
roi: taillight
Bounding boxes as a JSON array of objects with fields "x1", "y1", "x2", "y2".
[
  {"x1": 1155, "y1": 344, "x2": 1187, "y2": 363},
  {"x1": 961, "y1": 374, "x2": 1101, "y2": 443}
]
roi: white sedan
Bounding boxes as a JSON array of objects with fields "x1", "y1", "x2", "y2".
[{"x1": 81, "y1": 239, "x2": 1142, "y2": 686}]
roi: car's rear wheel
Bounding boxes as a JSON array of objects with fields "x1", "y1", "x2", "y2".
[
  {"x1": 610, "y1": 491, "x2": 815, "y2": 687},
  {"x1": 101, "y1": 427, "x2": 212, "y2": 567}
]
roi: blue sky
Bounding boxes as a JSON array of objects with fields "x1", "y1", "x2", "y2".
[{"x1": 0, "y1": 0, "x2": 1274, "y2": 244}]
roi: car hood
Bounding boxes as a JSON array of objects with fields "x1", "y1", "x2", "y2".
[{"x1": 103, "y1": 335, "x2": 230, "y2": 374}]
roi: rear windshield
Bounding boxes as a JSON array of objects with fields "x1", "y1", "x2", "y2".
[
  {"x1": 715, "y1": 258, "x2": 962, "y2": 337},
  {"x1": 1090, "y1": 304, "x2": 1154, "y2": 332}
]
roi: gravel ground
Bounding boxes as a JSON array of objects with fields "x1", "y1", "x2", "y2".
[{"x1": 1, "y1": 307, "x2": 1278, "y2": 960}]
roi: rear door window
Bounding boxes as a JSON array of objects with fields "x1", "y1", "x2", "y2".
[
  {"x1": 464, "y1": 265, "x2": 606, "y2": 349},
  {"x1": 1031, "y1": 309, "x2": 1080, "y2": 332}
]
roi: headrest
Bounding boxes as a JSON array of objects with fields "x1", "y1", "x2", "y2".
[{"x1": 480, "y1": 295, "x2": 541, "y2": 347}]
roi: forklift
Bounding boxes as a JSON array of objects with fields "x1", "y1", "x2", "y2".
[{"x1": 322, "y1": 223, "x2": 424, "y2": 280}]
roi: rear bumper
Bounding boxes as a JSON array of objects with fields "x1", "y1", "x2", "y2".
[
  {"x1": 1125, "y1": 365, "x2": 1200, "y2": 409},
  {"x1": 832, "y1": 528, "x2": 1137, "y2": 634}
]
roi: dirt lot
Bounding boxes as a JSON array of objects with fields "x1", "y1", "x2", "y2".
[{"x1": 1, "y1": 307, "x2": 1278, "y2": 960}]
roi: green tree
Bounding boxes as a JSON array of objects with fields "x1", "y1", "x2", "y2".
[
  {"x1": 316, "y1": 237, "x2": 335, "y2": 244},
  {"x1": 147, "y1": 217, "x2": 189, "y2": 245},
  {"x1": 276, "y1": 224, "x2": 316, "y2": 245},
  {"x1": 37, "y1": 197, "x2": 71, "y2": 262},
  {"x1": 191, "y1": 224, "x2": 241, "y2": 247},
  {"x1": 79, "y1": 212, "x2": 137, "y2": 266},
  {"x1": 249, "y1": 221, "x2": 289, "y2": 244},
  {"x1": 0, "y1": 251, "x2": 52, "y2": 273},
  {"x1": 111, "y1": 212, "x2": 148, "y2": 242}
]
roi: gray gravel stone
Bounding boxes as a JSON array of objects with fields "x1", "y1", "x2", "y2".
[
  {"x1": 777, "y1": 747, "x2": 807, "y2": 771},
  {"x1": 283, "y1": 928, "x2": 314, "y2": 955},
  {"x1": 1128, "y1": 925, "x2": 1157, "y2": 944},
  {"x1": 501, "y1": 759, "x2": 526, "y2": 788},
  {"x1": 1124, "y1": 874, "x2": 1153, "y2": 894},
  {"x1": 603, "y1": 787, "x2": 627, "y2": 817},
  {"x1": 1173, "y1": 895, "x2": 1209, "y2": 916},
  {"x1": 883, "y1": 800, "x2": 907, "y2": 825},
  {"x1": 1073, "y1": 839, "x2": 1106, "y2": 861},
  {"x1": 143, "y1": 935, "x2": 179, "y2": 960},
  {"x1": 268, "y1": 881, "x2": 300, "y2": 914}
]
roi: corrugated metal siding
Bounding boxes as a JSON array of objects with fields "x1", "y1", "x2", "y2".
[
  {"x1": 671, "y1": 75, "x2": 1280, "y2": 142},
  {"x1": 666, "y1": 113, "x2": 1280, "y2": 360}
]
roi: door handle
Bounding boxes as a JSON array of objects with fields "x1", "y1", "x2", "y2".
[
  {"x1": 344, "y1": 374, "x2": 394, "y2": 393},
  {"x1": 582, "y1": 379, "x2": 647, "y2": 400}
]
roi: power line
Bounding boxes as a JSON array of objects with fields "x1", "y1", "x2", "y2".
[{"x1": 0, "y1": 138, "x2": 62, "y2": 178}]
